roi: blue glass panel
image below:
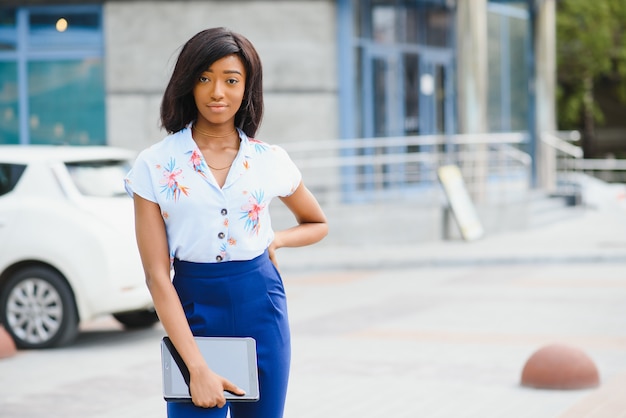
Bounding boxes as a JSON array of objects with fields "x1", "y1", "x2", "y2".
[
  {"x1": 28, "y1": 9, "x2": 102, "y2": 52},
  {"x1": 0, "y1": 62, "x2": 19, "y2": 144},
  {"x1": 0, "y1": 8, "x2": 17, "y2": 51},
  {"x1": 509, "y1": 16, "x2": 528, "y2": 131},
  {"x1": 487, "y1": 12, "x2": 504, "y2": 132},
  {"x1": 487, "y1": 3, "x2": 529, "y2": 133},
  {"x1": 28, "y1": 59, "x2": 105, "y2": 145}
]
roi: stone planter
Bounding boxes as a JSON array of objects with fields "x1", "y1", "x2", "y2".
[{"x1": 521, "y1": 344, "x2": 599, "y2": 390}]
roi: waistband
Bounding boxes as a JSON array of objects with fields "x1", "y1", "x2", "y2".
[{"x1": 173, "y1": 250, "x2": 269, "y2": 278}]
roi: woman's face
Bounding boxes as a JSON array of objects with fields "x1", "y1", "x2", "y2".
[{"x1": 193, "y1": 54, "x2": 246, "y2": 127}]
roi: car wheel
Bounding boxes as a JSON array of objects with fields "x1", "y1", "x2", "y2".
[
  {"x1": 0, "y1": 267, "x2": 79, "y2": 349},
  {"x1": 113, "y1": 309, "x2": 159, "y2": 329}
]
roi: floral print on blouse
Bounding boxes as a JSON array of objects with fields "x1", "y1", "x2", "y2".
[
  {"x1": 159, "y1": 157, "x2": 189, "y2": 201},
  {"x1": 124, "y1": 126, "x2": 301, "y2": 263}
]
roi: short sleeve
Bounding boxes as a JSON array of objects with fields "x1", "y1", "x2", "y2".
[
  {"x1": 124, "y1": 150, "x2": 158, "y2": 203},
  {"x1": 271, "y1": 145, "x2": 302, "y2": 197}
]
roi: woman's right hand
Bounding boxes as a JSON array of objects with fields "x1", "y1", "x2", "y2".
[{"x1": 189, "y1": 365, "x2": 245, "y2": 408}]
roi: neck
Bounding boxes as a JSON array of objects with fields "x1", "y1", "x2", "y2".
[
  {"x1": 193, "y1": 124, "x2": 236, "y2": 138},
  {"x1": 192, "y1": 126, "x2": 240, "y2": 152}
]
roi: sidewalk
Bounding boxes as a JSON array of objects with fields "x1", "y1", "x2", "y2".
[
  {"x1": 280, "y1": 202, "x2": 626, "y2": 272},
  {"x1": 281, "y1": 175, "x2": 626, "y2": 272}
]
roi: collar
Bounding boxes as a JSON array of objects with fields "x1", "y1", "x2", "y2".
[{"x1": 178, "y1": 125, "x2": 250, "y2": 189}]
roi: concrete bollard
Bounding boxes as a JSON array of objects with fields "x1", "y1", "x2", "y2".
[
  {"x1": 521, "y1": 343, "x2": 600, "y2": 390},
  {"x1": 0, "y1": 325, "x2": 17, "y2": 359}
]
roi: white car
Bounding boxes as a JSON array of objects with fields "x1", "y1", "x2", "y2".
[{"x1": 0, "y1": 145, "x2": 157, "y2": 349}]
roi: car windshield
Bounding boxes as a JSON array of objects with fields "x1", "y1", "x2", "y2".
[{"x1": 65, "y1": 159, "x2": 131, "y2": 198}]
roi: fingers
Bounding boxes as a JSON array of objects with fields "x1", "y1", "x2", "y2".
[
  {"x1": 268, "y1": 247, "x2": 280, "y2": 270},
  {"x1": 193, "y1": 394, "x2": 226, "y2": 409},
  {"x1": 271, "y1": 257, "x2": 280, "y2": 270},
  {"x1": 215, "y1": 396, "x2": 227, "y2": 408},
  {"x1": 190, "y1": 381, "x2": 227, "y2": 408},
  {"x1": 223, "y1": 378, "x2": 246, "y2": 396},
  {"x1": 192, "y1": 379, "x2": 244, "y2": 408}
]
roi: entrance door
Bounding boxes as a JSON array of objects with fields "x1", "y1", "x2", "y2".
[
  {"x1": 362, "y1": 48, "x2": 402, "y2": 138},
  {"x1": 419, "y1": 51, "x2": 455, "y2": 136},
  {"x1": 360, "y1": 47, "x2": 454, "y2": 189},
  {"x1": 359, "y1": 48, "x2": 401, "y2": 190},
  {"x1": 362, "y1": 49, "x2": 454, "y2": 139}
]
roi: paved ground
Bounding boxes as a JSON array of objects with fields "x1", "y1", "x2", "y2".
[
  {"x1": 1, "y1": 180, "x2": 625, "y2": 418},
  {"x1": 284, "y1": 256, "x2": 626, "y2": 417}
]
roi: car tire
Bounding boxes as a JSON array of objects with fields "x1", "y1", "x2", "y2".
[
  {"x1": 0, "y1": 267, "x2": 79, "y2": 349},
  {"x1": 113, "y1": 309, "x2": 159, "y2": 329}
]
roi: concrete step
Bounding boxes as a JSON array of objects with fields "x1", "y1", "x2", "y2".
[{"x1": 527, "y1": 192, "x2": 584, "y2": 229}]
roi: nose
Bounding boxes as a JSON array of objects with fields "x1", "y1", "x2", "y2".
[{"x1": 210, "y1": 81, "x2": 224, "y2": 100}]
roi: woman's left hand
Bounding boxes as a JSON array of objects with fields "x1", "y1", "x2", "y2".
[{"x1": 268, "y1": 240, "x2": 280, "y2": 270}]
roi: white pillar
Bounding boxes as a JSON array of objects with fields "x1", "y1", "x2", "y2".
[
  {"x1": 456, "y1": 0, "x2": 488, "y2": 201},
  {"x1": 456, "y1": 0, "x2": 488, "y2": 135},
  {"x1": 534, "y1": 0, "x2": 558, "y2": 192}
]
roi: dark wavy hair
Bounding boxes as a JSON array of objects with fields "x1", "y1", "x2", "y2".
[{"x1": 160, "y1": 27, "x2": 263, "y2": 137}]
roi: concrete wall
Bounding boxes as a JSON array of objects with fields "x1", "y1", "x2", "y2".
[{"x1": 104, "y1": 0, "x2": 338, "y2": 152}]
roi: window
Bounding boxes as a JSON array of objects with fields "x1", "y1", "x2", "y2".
[
  {"x1": 353, "y1": 0, "x2": 454, "y2": 139},
  {"x1": 0, "y1": 6, "x2": 105, "y2": 145},
  {"x1": 0, "y1": 61, "x2": 18, "y2": 144},
  {"x1": 65, "y1": 160, "x2": 131, "y2": 198},
  {"x1": 487, "y1": 2, "x2": 530, "y2": 132},
  {"x1": 0, "y1": 163, "x2": 26, "y2": 196}
]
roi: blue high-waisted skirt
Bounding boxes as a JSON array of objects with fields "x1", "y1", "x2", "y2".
[{"x1": 167, "y1": 250, "x2": 291, "y2": 418}]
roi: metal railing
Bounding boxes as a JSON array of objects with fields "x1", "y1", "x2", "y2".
[
  {"x1": 572, "y1": 158, "x2": 626, "y2": 183},
  {"x1": 280, "y1": 132, "x2": 532, "y2": 206},
  {"x1": 542, "y1": 131, "x2": 626, "y2": 193},
  {"x1": 541, "y1": 131, "x2": 583, "y2": 197}
]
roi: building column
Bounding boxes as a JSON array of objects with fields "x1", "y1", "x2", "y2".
[
  {"x1": 456, "y1": 0, "x2": 488, "y2": 135},
  {"x1": 534, "y1": 0, "x2": 558, "y2": 192},
  {"x1": 456, "y1": 0, "x2": 488, "y2": 201}
]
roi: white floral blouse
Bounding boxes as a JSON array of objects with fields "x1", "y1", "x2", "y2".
[{"x1": 124, "y1": 127, "x2": 302, "y2": 263}]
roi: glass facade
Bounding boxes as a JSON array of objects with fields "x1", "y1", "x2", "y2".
[
  {"x1": 344, "y1": 0, "x2": 534, "y2": 140},
  {"x1": 341, "y1": 0, "x2": 455, "y2": 194},
  {"x1": 487, "y1": 2, "x2": 530, "y2": 132},
  {"x1": 0, "y1": 61, "x2": 18, "y2": 144},
  {"x1": 352, "y1": 0, "x2": 455, "y2": 139},
  {"x1": 338, "y1": 0, "x2": 538, "y2": 199},
  {"x1": 0, "y1": 6, "x2": 105, "y2": 145}
]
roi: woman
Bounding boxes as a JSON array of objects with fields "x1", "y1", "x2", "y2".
[{"x1": 124, "y1": 27, "x2": 328, "y2": 418}]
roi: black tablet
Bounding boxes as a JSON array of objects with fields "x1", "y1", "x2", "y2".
[{"x1": 161, "y1": 336, "x2": 260, "y2": 402}]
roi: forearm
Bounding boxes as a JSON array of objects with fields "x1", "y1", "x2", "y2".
[
  {"x1": 146, "y1": 273, "x2": 210, "y2": 375},
  {"x1": 275, "y1": 182, "x2": 328, "y2": 250},
  {"x1": 273, "y1": 221, "x2": 328, "y2": 249}
]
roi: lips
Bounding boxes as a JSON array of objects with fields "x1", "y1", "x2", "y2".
[{"x1": 208, "y1": 104, "x2": 228, "y2": 112}]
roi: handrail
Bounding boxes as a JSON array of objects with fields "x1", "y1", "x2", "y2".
[
  {"x1": 541, "y1": 132, "x2": 583, "y2": 158},
  {"x1": 500, "y1": 144, "x2": 532, "y2": 166},
  {"x1": 279, "y1": 132, "x2": 532, "y2": 205},
  {"x1": 572, "y1": 159, "x2": 626, "y2": 171},
  {"x1": 541, "y1": 130, "x2": 626, "y2": 185},
  {"x1": 282, "y1": 132, "x2": 528, "y2": 153}
]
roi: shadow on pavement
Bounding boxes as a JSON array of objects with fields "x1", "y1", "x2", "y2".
[{"x1": 69, "y1": 316, "x2": 164, "y2": 349}]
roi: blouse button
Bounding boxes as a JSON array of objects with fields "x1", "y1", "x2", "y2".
[
  {"x1": 221, "y1": 208, "x2": 228, "y2": 216},
  {"x1": 218, "y1": 232, "x2": 225, "y2": 239},
  {"x1": 216, "y1": 255, "x2": 223, "y2": 262}
]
